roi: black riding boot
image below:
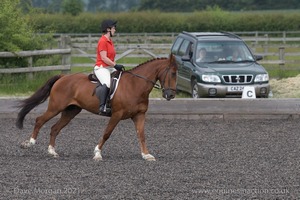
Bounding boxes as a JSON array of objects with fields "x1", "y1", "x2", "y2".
[{"x1": 97, "y1": 84, "x2": 111, "y2": 116}]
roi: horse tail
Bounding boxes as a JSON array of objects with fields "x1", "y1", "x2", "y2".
[{"x1": 16, "y1": 74, "x2": 63, "y2": 129}]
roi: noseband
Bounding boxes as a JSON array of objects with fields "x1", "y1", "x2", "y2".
[{"x1": 159, "y1": 66, "x2": 177, "y2": 93}]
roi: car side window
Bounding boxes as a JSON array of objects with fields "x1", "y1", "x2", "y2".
[
  {"x1": 178, "y1": 40, "x2": 190, "y2": 56},
  {"x1": 171, "y1": 37, "x2": 184, "y2": 55}
]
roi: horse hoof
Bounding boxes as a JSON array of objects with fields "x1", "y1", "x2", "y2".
[
  {"x1": 93, "y1": 151, "x2": 102, "y2": 161},
  {"x1": 52, "y1": 153, "x2": 59, "y2": 158},
  {"x1": 48, "y1": 145, "x2": 59, "y2": 158},
  {"x1": 20, "y1": 138, "x2": 36, "y2": 149},
  {"x1": 93, "y1": 155, "x2": 103, "y2": 161},
  {"x1": 20, "y1": 140, "x2": 34, "y2": 149},
  {"x1": 49, "y1": 152, "x2": 59, "y2": 158},
  {"x1": 20, "y1": 140, "x2": 31, "y2": 149},
  {"x1": 142, "y1": 153, "x2": 156, "y2": 161},
  {"x1": 146, "y1": 157, "x2": 156, "y2": 161},
  {"x1": 93, "y1": 146, "x2": 102, "y2": 161}
]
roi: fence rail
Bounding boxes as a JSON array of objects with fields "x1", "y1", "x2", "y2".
[
  {"x1": 0, "y1": 49, "x2": 71, "y2": 76},
  {"x1": 66, "y1": 32, "x2": 300, "y2": 68},
  {"x1": 1, "y1": 31, "x2": 300, "y2": 74}
]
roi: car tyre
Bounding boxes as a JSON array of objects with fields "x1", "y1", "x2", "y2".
[{"x1": 191, "y1": 79, "x2": 199, "y2": 98}]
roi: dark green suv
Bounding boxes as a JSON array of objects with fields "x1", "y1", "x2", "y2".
[{"x1": 171, "y1": 32, "x2": 270, "y2": 98}]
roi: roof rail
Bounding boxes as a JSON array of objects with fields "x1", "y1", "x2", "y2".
[
  {"x1": 182, "y1": 31, "x2": 242, "y2": 40},
  {"x1": 220, "y1": 31, "x2": 241, "y2": 39},
  {"x1": 182, "y1": 31, "x2": 197, "y2": 39}
]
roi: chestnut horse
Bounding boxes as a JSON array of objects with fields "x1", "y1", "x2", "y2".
[{"x1": 15, "y1": 54, "x2": 177, "y2": 161}]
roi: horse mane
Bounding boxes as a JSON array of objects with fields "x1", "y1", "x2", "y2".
[{"x1": 128, "y1": 57, "x2": 168, "y2": 71}]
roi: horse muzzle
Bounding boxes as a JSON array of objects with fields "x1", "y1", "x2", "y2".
[{"x1": 162, "y1": 88, "x2": 176, "y2": 101}]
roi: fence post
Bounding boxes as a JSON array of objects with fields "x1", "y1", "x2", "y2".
[
  {"x1": 27, "y1": 56, "x2": 33, "y2": 79},
  {"x1": 59, "y1": 35, "x2": 70, "y2": 49},
  {"x1": 60, "y1": 35, "x2": 71, "y2": 74},
  {"x1": 282, "y1": 31, "x2": 286, "y2": 44},
  {"x1": 144, "y1": 32, "x2": 148, "y2": 44},
  {"x1": 255, "y1": 31, "x2": 258, "y2": 45},
  {"x1": 279, "y1": 46, "x2": 285, "y2": 69},
  {"x1": 263, "y1": 34, "x2": 269, "y2": 54},
  {"x1": 88, "y1": 34, "x2": 92, "y2": 49}
]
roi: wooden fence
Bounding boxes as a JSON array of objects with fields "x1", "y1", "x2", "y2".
[
  {"x1": 66, "y1": 31, "x2": 300, "y2": 68},
  {"x1": 0, "y1": 49, "x2": 71, "y2": 77},
  {"x1": 1, "y1": 31, "x2": 300, "y2": 75},
  {"x1": 69, "y1": 33, "x2": 175, "y2": 67}
]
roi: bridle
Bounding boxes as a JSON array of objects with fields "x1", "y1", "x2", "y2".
[
  {"x1": 124, "y1": 66, "x2": 176, "y2": 92},
  {"x1": 158, "y1": 66, "x2": 177, "y2": 94}
]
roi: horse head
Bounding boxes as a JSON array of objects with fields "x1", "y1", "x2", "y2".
[{"x1": 158, "y1": 54, "x2": 178, "y2": 101}]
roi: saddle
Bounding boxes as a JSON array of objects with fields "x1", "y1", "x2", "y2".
[{"x1": 88, "y1": 71, "x2": 122, "y2": 111}]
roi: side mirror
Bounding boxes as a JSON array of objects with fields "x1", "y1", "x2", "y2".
[
  {"x1": 181, "y1": 55, "x2": 191, "y2": 62},
  {"x1": 254, "y1": 55, "x2": 263, "y2": 61}
]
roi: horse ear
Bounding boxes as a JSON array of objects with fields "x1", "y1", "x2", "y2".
[
  {"x1": 168, "y1": 53, "x2": 173, "y2": 62},
  {"x1": 169, "y1": 53, "x2": 177, "y2": 67}
]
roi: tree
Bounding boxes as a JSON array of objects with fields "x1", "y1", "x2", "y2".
[
  {"x1": 139, "y1": 0, "x2": 300, "y2": 11},
  {"x1": 62, "y1": 0, "x2": 84, "y2": 16},
  {"x1": 87, "y1": 0, "x2": 101, "y2": 12},
  {"x1": 87, "y1": 0, "x2": 140, "y2": 12},
  {"x1": 48, "y1": 0, "x2": 62, "y2": 13},
  {"x1": 19, "y1": 0, "x2": 33, "y2": 13},
  {"x1": 0, "y1": 0, "x2": 50, "y2": 68},
  {"x1": 1, "y1": 0, "x2": 34, "y2": 51}
]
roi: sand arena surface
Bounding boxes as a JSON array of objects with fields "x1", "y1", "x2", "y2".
[{"x1": 0, "y1": 117, "x2": 299, "y2": 199}]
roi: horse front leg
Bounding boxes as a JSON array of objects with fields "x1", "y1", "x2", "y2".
[
  {"x1": 93, "y1": 116, "x2": 121, "y2": 161},
  {"x1": 132, "y1": 113, "x2": 156, "y2": 161}
]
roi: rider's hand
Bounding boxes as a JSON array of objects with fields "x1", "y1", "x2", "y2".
[{"x1": 114, "y1": 64, "x2": 125, "y2": 71}]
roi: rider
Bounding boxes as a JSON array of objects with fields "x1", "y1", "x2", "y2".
[{"x1": 94, "y1": 19, "x2": 124, "y2": 115}]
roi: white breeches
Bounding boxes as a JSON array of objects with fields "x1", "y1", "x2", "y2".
[{"x1": 94, "y1": 66, "x2": 115, "y2": 88}]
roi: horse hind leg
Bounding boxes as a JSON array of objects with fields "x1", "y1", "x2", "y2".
[
  {"x1": 21, "y1": 110, "x2": 60, "y2": 149},
  {"x1": 48, "y1": 105, "x2": 82, "y2": 157}
]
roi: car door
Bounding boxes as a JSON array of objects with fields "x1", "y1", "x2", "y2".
[
  {"x1": 177, "y1": 40, "x2": 194, "y2": 91},
  {"x1": 171, "y1": 37, "x2": 185, "y2": 91}
]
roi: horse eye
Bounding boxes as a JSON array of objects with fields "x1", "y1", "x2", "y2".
[{"x1": 171, "y1": 72, "x2": 177, "y2": 78}]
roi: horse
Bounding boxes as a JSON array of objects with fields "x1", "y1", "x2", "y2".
[{"x1": 15, "y1": 54, "x2": 178, "y2": 161}]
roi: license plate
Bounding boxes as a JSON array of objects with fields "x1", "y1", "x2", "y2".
[{"x1": 228, "y1": 86, "x2": 244, "y2": 92}]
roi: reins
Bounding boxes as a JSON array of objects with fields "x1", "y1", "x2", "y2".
[{"x1": 124, "y1": 70, "x2": 161, "y2": 89}]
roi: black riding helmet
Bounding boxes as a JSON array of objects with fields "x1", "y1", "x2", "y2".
[{"x1": 101, "y1": 19, "x2": 117, "y2": 33}]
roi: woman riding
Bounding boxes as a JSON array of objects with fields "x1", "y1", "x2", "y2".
[{"x1": 94, "y1": 19, "x2": 124, "y2": 115}]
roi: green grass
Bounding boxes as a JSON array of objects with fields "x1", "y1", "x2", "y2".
[
  {"x1": 117, "y1": 57, "x2": 150, "y2": 64},
  {"x1": 72, "y1": 57, "x2": 94, "y2": 64},
  {"x1": 0, "y1": 71, "x2": 60, "y2": 96}
]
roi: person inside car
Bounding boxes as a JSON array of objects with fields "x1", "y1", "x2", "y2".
[
  {"x1": 227, "y1": 49, "x2": 242, "y2": 61},
  {"x1": 196, "y1": 48, "x2": 207, "y2": 62}
]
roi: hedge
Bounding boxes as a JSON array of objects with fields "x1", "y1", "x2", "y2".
[{"x1": 30, "y1": 11, "x2": 300, "y2": 33}]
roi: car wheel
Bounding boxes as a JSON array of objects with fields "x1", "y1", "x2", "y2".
[{"x1": 191, "y1": 79, "x2": 199, "y2": 98}]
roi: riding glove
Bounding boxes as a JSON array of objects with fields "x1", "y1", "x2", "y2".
[{"x1": 114, "y1": 64, "x2": 125, "y2": 71}]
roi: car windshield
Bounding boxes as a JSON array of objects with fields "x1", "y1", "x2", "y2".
[{"x1": 195, "y1": 41, "x2": 255, "y2": 63}]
